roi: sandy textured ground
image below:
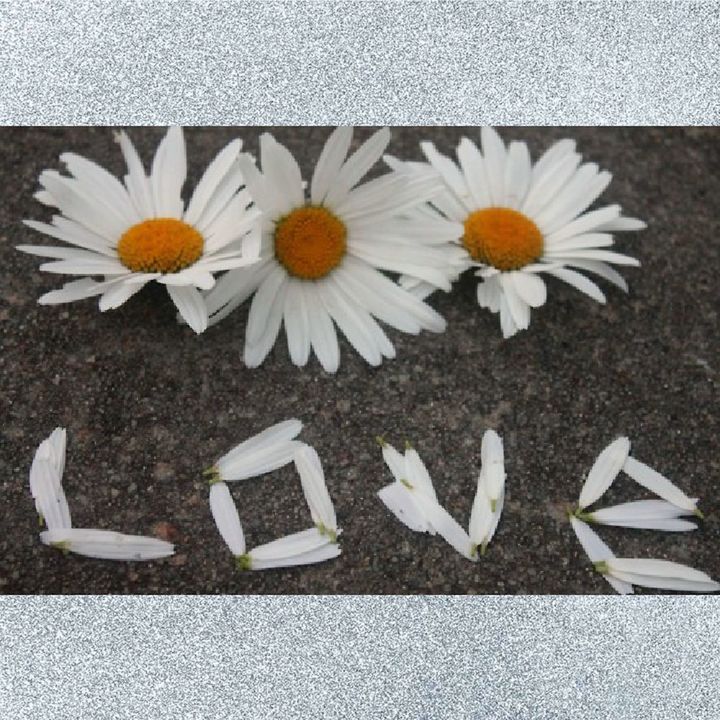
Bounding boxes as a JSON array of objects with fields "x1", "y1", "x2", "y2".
[{"x1": 1, "y1": 126, "x2": 719, "y2": 594}]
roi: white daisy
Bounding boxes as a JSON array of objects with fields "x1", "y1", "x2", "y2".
[
  {"x1": 206, "y1": 418, "x2": 304, "y2": 483},
  {"x1": 203, "y1": 127, "x2": 448, "y2": 372},
  {"x1": 19, "y1": 127, "x2": 261, "y2": 334},
  {"x1": 377, "y1": 438, "x2": 474, "y2": 560},
  {"x1": 41, "y1": 528, "x2": 175, "y2": 561},
  {"x1": 468, "y1": 429, "x2": 506, "y2": 556},
  {"x1": 386, "y1": 127, "x2": 646, "y2": 338}
]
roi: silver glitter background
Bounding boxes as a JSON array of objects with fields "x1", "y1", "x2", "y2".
[
  {"x1": 1, "y1": 1, "x2": 719, "y2": 125},
  {"x1": 3, "y1": 2, "x2": 719, "y2": 715},
  {"x1": 1, "y1": 596, "x2": 719, "y2": 718}
]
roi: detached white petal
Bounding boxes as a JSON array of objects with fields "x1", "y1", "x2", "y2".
[
  {"x1": 569, "y1": 516, "x2": 633, "y2": 595},
  {"x1": 600, "y1": 558, "x2": 720, "y2": 593},
  {"x1": 623, "y1": 456, "x2": 699, "y2": 514},
  {"x1": 413, "y1": 493, "x2": 475, "y2": 561},
  {"x1": 468, "y1": 470, "x2": 504, "y2": 555},
  {"x1": 40, "y1": 528, "x2": 174, "y2": 561},
  {"x1": 585, "y1": 499, "x2": 697, "y2": 532},
  {"x1": 213, "y1": 418, "x2": 303, "y2": 481},
  {"x1": 209, "y1": 481, "x2": 246, "y2": 556},
  {"x1": 377, "y1": 438, "x2": 406, "y2": 483},
  {"x1": 377, "y1": 481, "x2": 435, "y2": 534},
  {"x1": 294, "y1": 445, "x2": 338, "y2": 538},
  {"x1": 29, "y1": 428, "x2": 72, "y2": 530},
  {"x1": 240, "y1": 527, "x2": 341, "y2": 571},
  {"x1": 480, "y1": 429, "x2": 505, "y2": 508},
  {"x1": 249, "y1": 542, "x2": 342, "y2": 571},
  {"x1": 403, "y1": 445, "x2": 438, "y2": 502},
  {"x1": 578, "y1": 436, "x2": 631, "y2": 509}
]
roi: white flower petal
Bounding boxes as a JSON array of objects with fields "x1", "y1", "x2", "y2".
[
  {"x1": 558, "y1": 259, "x2": 629, "y2": 292},
  {"x1": 404, "y1": 446, "x2": 438, "y2": 502},
  {"x1": 578, "y1": 437, "x2": 631, "y2": 509},
  {"x1": 30, "y1": 456, "x2": 71, "y2": 531},
  {"x1": 545, "y1": 266, "x2": 606, "y2": 304},
  {"x1": 150, "y1": 126, "x2": 186, "y2": 219},
  {"x1": 509, "y1": 271, "x2": 547, "y2": 308},
  {"x1": 209, "y1": 482, "x2": 246, "y2": 556},
  {"x1": 456, "y1": 137, "x2": 492, "y2": 209},
  {"x1": 468, "y1": 471, "x2": 503, "y2": 552},
  {"x1": 249, "y1": 532, "x2": 341, "y2": 570},
  {"x1": 302, "y1": 285, "x2": 340, "y2": 373},
  {"x1": 378, "y1": 481, "x2": 434, "y2": 534},
  {"x1": 38, "y1": 258, "x2": 129, "y2": 276},
  {"x1": 116, "y1": 130, "x2": 154, "y2": 217},
  {"x1": 98, "y1": 277, "x2": 147, "y2": 311},
  {"x1": 283, "y1": 280, "x2": 311, "y2": 367},
  {"x1": 500, "y1": 274, "x2": 531, "y2": 330},
  {"x1": 316, "y1": 278, "x2": 382, "y2": 367},
  {"x1": 569, "y1": 517, "x2": 633, "y2": 595},
  {"x1": 421, "y1": 141, "x2": 474, "y2": 207},
  {"x1": 414, "y1": 493, "x2": 475, "y2": 560},
  {"x1": 594, "y1": 518, "x2": 697, "y2": 532},
  {"x1": 311, "y1": 126, "x2": 354, "y2": 205},
  {"x1": 622, "y1": 456, "x2": 698, "y2": 512},
  {"x1": 249, "y1": 527, "x2": 330, "y2": 562},
  {"x1": 522, "y1": 151, "x2": 582, "y2": 219},
  {"x1": 166, "y1": 284, "x2": 208, "y2": 334},
  {"x1": 184, "y1": 139, "x2": 243, "y2": 227},
  {"x1": 590, "y1": 499, "x2": 695, "y2": 523},
  {"x1": 40, "y1": 528, "x2": 174, "y2": 561},
  {"x1": 325, "y1": 127, "x2": 391, "y2": 208},
  {"x1": 480, "y1": 429, "x2": 505, "y2": 503},
  {"x1": 22, "y1": 218, "x2": 115, "y2": 256},
  {"x1": 259, "y1": 133, "x2": 304, "y2": 213},
  {"x1": 60, "y1": 151, "x2": 139, "y2": 225},
  {"x1": 218, "y1": 419, "x2": 302, "y2": 461},
  {"x1": 245, "y1": 265, "x2": 287, "y2": 345},
  {"x1": 294, "y1": 445, "x2": 337, "y2": 533},
  {"x1": 609, "y1": 558, "x2": 718, "y2": 586},
  {"x1": 480, "y1": 126, "x2": 508, "y2": 205},
  {"x1": 544, "y1": 205, "x2": 621, "y2": 244},
  {"x1": 338, "y1": 258, "x2": 446, "y2": 334},
  {"x1": 503, "y1": 141, "x2": 532, "y2": 209},
  {"x1": 38, "y1": 277, "x2": 127, "y2": 305}
]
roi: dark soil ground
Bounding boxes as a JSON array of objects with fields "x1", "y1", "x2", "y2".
[{"x1": 1, "y1": 126, "x2": 719, "y2": 594}]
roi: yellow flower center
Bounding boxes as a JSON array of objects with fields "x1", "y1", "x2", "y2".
[
  {"x1": 462, "y1": 207, "x2": 543, "y2": 271},
  {"x1": 274, "y1": 206, "x2": 347, "y2": 280},
  {"x1": 117, "y1": 218, "x2": 204, "y2": 273}
]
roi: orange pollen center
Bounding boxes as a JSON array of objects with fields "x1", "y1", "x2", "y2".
[
  {"x1": 462, "y1": 207, "x2": 543, "y2": 271},
  {"x1": 274, "y1": 206, "x2": 347, "y2": 280},
  {"x1": 117, "y1": 218, "x2": 204, "y2": 273}
]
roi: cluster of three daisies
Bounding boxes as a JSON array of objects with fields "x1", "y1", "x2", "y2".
[{"x1": 19, "y1": 126, "x2": 645, "y2": 372}]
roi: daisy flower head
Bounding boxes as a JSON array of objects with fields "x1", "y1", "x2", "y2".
[
  {"x1": 388, "y1": 127, "x2": 646, "y2": 338},
  {"x1": 204, "y1": 127, "x2": 449, "y2": 373},
  {"x1": 19, "y1": 127, "x2": 261, "y2": 334}
]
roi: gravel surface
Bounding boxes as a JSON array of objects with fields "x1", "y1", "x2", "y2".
[{"x1": 1, "y1": 126, "x2": 719, "y2": 594}]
